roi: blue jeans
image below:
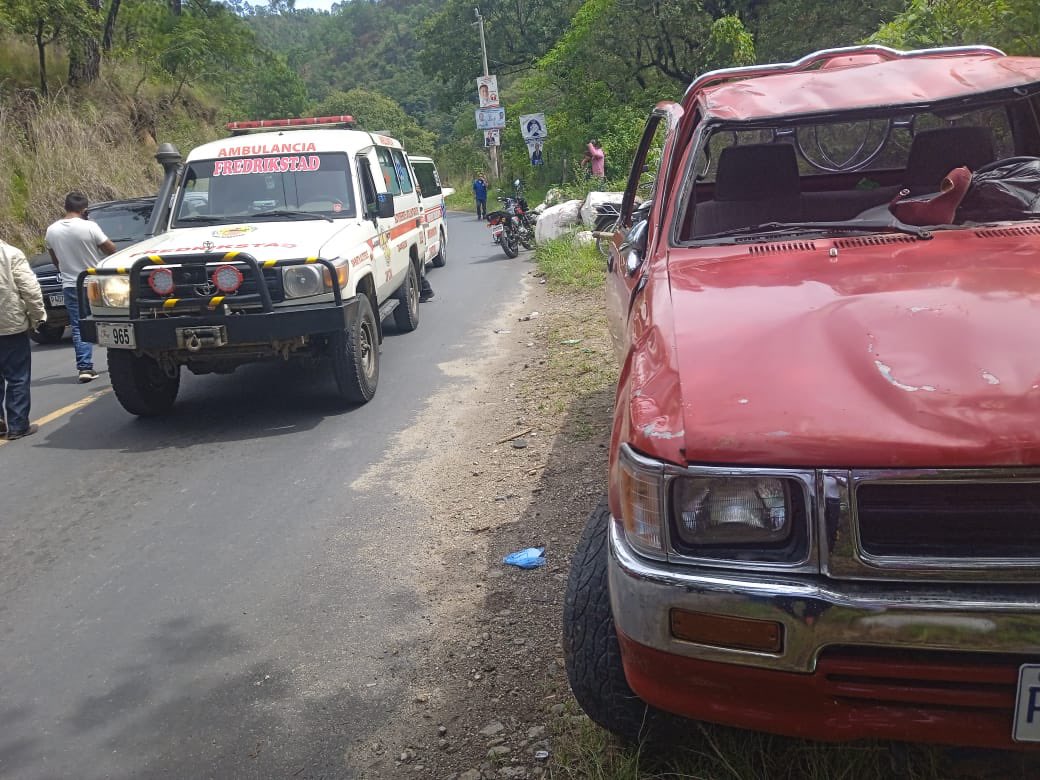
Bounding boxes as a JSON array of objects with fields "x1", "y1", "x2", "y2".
[
  {"x1": 476, "y1": 198, "x2": 487, "y2": 219},
  {"x1": 0, "y1": 331, "x2": 31, "y2": 433},
  {"x1": 63, "y1": 286, "x2": 93, "y2": 371}
]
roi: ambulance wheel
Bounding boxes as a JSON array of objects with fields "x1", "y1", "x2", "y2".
[
  {"x1": 393, "y1": 263, "x2": 420, "y2": 333},
  {"x1": 332, "y1": 295, "x2": 379, "y2": 404},
  {"x1": 432, "y1": 228, "x2": 447, "y2": 267},
  {"x1": 108, "y1": 350, "x2": 180, "y2": 416}
]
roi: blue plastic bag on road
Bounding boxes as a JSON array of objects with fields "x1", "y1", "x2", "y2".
[{"x1": 503, "y1": 547, "x2": 546, "y2": 569}]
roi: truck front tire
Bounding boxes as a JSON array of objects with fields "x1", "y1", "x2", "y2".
[
  {"x1": 108, "y1": 350, "x2": 180, "y2": 416},
  {"x1": 332, "y1": 295, "x2": 379, "y2": 404},
  {"x1": 563, "y1": 498, "x2": 678, "y2": 745}
]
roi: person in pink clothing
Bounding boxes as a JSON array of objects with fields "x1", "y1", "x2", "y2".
[{"x1": 582, "y1": 139, "x2": 605, "y2": 180}]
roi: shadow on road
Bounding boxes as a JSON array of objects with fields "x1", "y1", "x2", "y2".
[
  {"x1": 36, "y1": 359, "x2": 364, "y2": 452},
  {"x1": 0, "y1": 615, "x2": 401, "y2": 779}
]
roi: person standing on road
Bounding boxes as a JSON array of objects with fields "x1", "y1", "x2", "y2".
[
  {"x1": 45, "y1": 192, "x2": 116, "y2": 383},
  {"x1": 473, "y1": 174, "x2": 488, "y2": 220},
  {"x1": 0, "y1": 238, "x2": 46, "y2": 440},
  {"x1": 582, "y1": 139, "x2": 606, "y2": 181}
]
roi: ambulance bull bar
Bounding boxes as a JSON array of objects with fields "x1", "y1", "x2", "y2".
[{"x1": 77, "y1": 252, "x2": 358, "y2": 350}]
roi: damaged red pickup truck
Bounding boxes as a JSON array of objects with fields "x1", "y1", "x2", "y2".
[{"x1": 564, "y1": 45, "x2": 1040, "y2": 751}]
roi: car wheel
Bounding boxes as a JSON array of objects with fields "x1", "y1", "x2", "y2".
[
  {"x1": 29, "y1": 323, "x2": 65, "y2": 344},
  {"x1": 563, "y1": 498, "x2": 677, "y2": 744},
  {"x1": 331, "y1": 294, "x2": 379, "y2": 404},
  {"x1": 431, "y1": 228, "x2": 447, "y2": 268},
  {"x1": 393, "y1": 263, "x2": 420, "y2": 333},
  {"x1": 108, "y1": 350, "x2": 180, "y2": 416}
]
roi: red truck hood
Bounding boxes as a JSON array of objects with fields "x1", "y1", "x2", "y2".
[{"x1": 667, "y1": 229, "x2": 1040, "y2": 467}]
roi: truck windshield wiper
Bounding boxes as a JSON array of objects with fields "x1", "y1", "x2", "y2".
[
  {"x1": 695, "y1": 221, "x2": 933, "y2": 242},
  {"x1": 252, "y1": 209, "x2": 333, "y2": 223}
]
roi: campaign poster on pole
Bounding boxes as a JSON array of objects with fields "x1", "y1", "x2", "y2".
[
  {"x1": 475, "y1": 107, "x2": 506, "y2": 130},
  {"x1": 484, "y1": 129, "x2": 501, "y2": 147},
  {"x1": 476, "y1": 75, "x2": 499, "y2": 108},
  {"x1": 519, "y1": 113, "x2": 547, "y2": 141},
  {"x1": 526, "y1": 139, "x2": 544, "y2": 165}
]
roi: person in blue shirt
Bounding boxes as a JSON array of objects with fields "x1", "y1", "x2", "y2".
[{"x1": 473, "y1": 174, "x2": 488, "y2": 220}]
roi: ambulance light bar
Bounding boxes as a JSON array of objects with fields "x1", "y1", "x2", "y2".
[{"x1": 226, "y1": 115, "x2": 356, "y2": 134}]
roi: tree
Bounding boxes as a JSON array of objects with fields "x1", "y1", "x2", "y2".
[
  {"x1": 418, "y1": 0, "x2": 581, "y2": 106},
  {"x1": 2, "y1": 0, "x2": 90, "y2": 95},
  {"x1": 870, "y1": 0, "x2": 1040, "y2": 56},
  {"x1": 67, "y1": 0, "x2": 103, "y2": 86},
  {"x1": 314, "y1": 89, "x2": 437, "y2": 153}
]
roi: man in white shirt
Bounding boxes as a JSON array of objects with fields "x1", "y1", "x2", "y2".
[{"x1": 45, "y1": 192, "x2": 116, "y2": 383}]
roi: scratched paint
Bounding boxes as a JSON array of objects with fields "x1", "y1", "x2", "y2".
[{"x1": 874, "y1": 360, "x2": 937, "y2": 393}]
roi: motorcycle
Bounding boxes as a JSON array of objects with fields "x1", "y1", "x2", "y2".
[{"x1": 487, "y1": 179, "x2": 535, "y2": 258}]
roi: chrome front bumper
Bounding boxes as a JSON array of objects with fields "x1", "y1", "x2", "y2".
[{"x1": 608, "y1": 519, "x2": 1040, "y2": 673}]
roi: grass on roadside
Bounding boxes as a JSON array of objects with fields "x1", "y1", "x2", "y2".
[
  {"x1": 535, "y1": 235, "x2": 606, "y2": 290},
  {"x1": 550, "y1": 707, "x2": 963, "y2": 780}
]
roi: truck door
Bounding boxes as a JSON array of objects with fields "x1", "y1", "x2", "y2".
[{"x1": 606, "y1": 102, "x2": 683, "y2": 361}]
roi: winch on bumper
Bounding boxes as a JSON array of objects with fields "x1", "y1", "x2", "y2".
[{"x1": 77, "y1": 252, "x2": 360, "y2": 354}]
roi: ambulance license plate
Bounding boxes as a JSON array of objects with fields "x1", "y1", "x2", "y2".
[{"x1": 96, "y1": 322, "x2": 136, "y2": 349}]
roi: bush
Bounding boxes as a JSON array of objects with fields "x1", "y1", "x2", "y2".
[{"x1": 535, "y1": 235, "x2": 605, "y2": 289}]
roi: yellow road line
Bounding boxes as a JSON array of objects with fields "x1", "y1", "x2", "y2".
[{"x1": 0, "y1": 387, "x2": 112, "y2": 447}]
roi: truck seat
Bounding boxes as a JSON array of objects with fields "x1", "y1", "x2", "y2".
[{"x1": 692, "y1": 144, "x2": 804, "y2": 236}]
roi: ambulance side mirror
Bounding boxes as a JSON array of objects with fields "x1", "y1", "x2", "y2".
[{"x1": 376, "y1": 193, "x2": 395, "y2": 219}]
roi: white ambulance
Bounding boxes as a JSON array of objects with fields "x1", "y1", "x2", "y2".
[{"x1": 79, "y1": 115, "x2": 446, "y2": 416}]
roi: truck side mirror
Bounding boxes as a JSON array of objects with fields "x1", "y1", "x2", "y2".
[
  {"x1": 620, "y1": 219, "x2": 648, "y2": 276},
  {"x1": 376, "y1": 193, "x2": 395, "y2": 219}
]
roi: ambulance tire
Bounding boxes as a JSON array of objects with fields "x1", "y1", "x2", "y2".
[
  {"x1": 332, "y1": 295, "x2": 379, "y2": 404},
  {"x1": 393, "y1": 263, "x2": 420, "y2": 333},
  {"x1": 431, "y1": 228, "x2": 447, "y2": 267},
  {"x1": 108, "y1": 350, "x2": 180, "y2": 416}
]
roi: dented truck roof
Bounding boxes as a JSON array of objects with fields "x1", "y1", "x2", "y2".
[{"x1": 689, "y1": 48, "x2": 1040, "y2": 122}]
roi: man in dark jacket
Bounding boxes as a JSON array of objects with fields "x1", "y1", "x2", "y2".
[{"x1": 472, "y1": 175, "x2": 488, "y2": 220}]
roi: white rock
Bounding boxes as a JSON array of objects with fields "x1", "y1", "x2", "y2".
[
  {"x1": 580, "y1": 191, "x2": 625, "y2": 228},
  {"x1": 534, "y1": 200, "x2": 583, "y2": 244},
  {"x1": 574, "y1": 231, "x2": 594, "y2": 246}
]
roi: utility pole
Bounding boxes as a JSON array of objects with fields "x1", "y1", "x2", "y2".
[{"x1": 474, "y1": 7, "x2": 499, "y2": 180}]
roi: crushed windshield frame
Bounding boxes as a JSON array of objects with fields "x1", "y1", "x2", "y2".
[
  {"x1": 671, "y1": 91, "x2": 1040, "y2": 247},
  {"x1": 171, "y1": 152, "x2": 357, "y2": 228}
]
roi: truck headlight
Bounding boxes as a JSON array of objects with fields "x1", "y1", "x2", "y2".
[
  {"x1": 673, "y1": 478, "x2": 792, "y2": 546},
  {"x1": 283, "y1": 265, "x2": 324, "y2": 298},
  {"x1": 99, "y1": 275, "x2": 131, "y2": 308}
]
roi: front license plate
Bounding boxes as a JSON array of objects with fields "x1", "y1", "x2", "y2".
[
  {"x1": 1013, "y1": 664, "x2": 1040, "y2": 742},
  {"x1": 96, "y1": 322, "x2": 136, "y2": 349},
  {"x1": 48, "y1": 293, "x2": 65, "y2": 307}
]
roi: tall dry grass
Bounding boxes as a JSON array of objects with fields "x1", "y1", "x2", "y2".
[{"x1": 0, "y1": 50, "x2": 222, "y2": 253}]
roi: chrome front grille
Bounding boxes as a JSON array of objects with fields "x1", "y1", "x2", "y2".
[{"x1": 821, "y1": 469, "x2": 1040, "y2": 583}]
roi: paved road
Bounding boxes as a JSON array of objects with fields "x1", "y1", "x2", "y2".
[{"x1": 0, "y1": 213, "x2": 525, "y2": 779}]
